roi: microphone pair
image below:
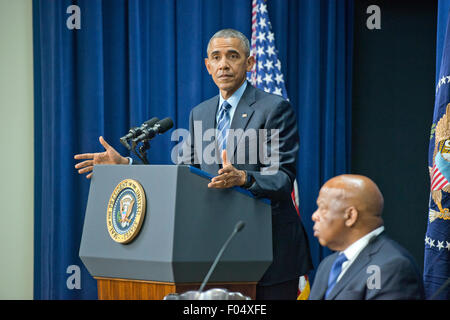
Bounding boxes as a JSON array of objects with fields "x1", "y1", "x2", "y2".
[{"x1": 120, "y1": 117, "x2": 174, "y2": 150}]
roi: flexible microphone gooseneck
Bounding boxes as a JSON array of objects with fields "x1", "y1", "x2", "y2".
[{"x1": 198, "y1": 221, "x2": 246, "y2": 293}]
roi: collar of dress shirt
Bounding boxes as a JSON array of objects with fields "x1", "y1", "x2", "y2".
[
  {"x1": 217, "y1": 80, "x2": 248, "y2": 123},
  {"x1": 337, "y1": 225, "x2": 385, "y2": 282}
]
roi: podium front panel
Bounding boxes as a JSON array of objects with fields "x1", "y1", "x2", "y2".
[{"x1": 79, "y1": 165, "x2": 272, "y2": 283}]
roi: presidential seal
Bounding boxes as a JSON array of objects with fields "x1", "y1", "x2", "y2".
[{"x1": 107, "y1": 179, "x2": 146, "y2": 244}]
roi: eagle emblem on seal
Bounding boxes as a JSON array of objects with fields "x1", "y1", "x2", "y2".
[{"x1": 430, "y1": 104, "x2": 450, "y2": 219}]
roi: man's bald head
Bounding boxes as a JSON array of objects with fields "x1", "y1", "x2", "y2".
[
  {"x1": 324, "y1": 174, "x2": 384, "y2": 223},
  {"x1": 312, "y1": 174, "x2": 384, "y2": 251}
]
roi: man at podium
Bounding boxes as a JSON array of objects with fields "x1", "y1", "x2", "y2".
[{"x1": 74, "y1": 29, "x2": 312, "y2": 300}]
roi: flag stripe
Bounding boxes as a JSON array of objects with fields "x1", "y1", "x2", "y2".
[{"x1": 432, "y1": 173, "x2": 445, "y2": 190}]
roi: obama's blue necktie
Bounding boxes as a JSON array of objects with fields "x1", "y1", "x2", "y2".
[{"x1": 216, "y1": 101, "x2": 232, "y2": 153}]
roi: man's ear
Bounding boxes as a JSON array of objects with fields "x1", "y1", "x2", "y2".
[
  {"x1": 344, "y1": 206, "x2": 358, "y2": 227},
  {"x1": 205, "y1": 58, "x2": 212, "y2": 75},
  {"x1": 246, "y1": 55, "x2": 255, "y2": 72}
]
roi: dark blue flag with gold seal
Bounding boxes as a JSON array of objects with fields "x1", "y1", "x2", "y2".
[{"x1": 425, "y1": 10, "x2": 450, "y2": 300}]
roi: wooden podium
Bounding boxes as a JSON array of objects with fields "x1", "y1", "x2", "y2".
[
  {"x1": 79, "y1": 165, "x2": 272, "y2": 300},
  {"x1": 95, "y1": 277, "x2": 257, "y2": 300}
]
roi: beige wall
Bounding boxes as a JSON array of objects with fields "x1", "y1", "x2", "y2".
[{"x1": 0, "y1": 0, "x2": 34, "y2": 299}]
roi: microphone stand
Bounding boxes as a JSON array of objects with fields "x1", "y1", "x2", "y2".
[
  {"x1": 138, "y1": 140, "x2": 150, "y2": 164},
  {"x1": 121, "y1": 136, "x2": 148, "y2": 164},
  {"x1": 129, "y1": 139, "x2": 150, "y2": 164}
]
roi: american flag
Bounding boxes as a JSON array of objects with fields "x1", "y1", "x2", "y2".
[
  {"x1": 247, "y1": 0, "x2": 287, "y2": 100},
  {"x1": 247, "y1": 0, "x2": 310, "y2": 300}
]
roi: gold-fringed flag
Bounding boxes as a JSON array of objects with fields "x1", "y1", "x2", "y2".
[{"x1": 425, "y1": 10, "x2": 450, "y2": 300}]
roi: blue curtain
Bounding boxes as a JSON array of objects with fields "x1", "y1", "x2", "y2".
[{"x1": 33, "y1": 0, "x2": 353, "y2": 299}]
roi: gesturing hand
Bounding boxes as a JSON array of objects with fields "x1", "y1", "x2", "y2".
[
  {"x1": 208, "y1": 150, "x2": 246, "y2": 189},
  {"x1": 74, "y1": 136, "x2": 129, "y2": 179}
]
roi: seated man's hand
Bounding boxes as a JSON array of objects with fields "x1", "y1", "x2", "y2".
[
  {"x1": 208, "y1": 150, "x2": 246, "y2": 189},
  {"x1": 74, "y1": 136, "x2": 129, "y2": 179}
]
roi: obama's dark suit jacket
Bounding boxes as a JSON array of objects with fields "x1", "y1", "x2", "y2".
[{"x1": 183, "y1": 82, "x2": 313, "y2": 286}]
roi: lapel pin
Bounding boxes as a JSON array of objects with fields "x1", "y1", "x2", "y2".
[{"x1": 242, "y1": 113, "x2": 248, "y2": 118}]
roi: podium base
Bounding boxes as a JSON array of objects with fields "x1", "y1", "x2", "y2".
[{"x1": 95, "y1": 277, "x2": 257, "y2": 300}]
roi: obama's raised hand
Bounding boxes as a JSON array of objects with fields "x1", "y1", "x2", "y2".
[
  {"x1": 208, "y1": 150, "x2": 246, "y2": 189},
  {"x1": 74, "y1": 136, "x2": 129, "y2": 179}
]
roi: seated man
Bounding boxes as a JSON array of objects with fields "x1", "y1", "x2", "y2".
[{"x1": 309, "y1": 174, "x2": 424, "y2": 300}]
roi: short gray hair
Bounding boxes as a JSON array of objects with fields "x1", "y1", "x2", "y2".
[{"x1": 207, "y1": 29, "x2": 250, "y2": 57}]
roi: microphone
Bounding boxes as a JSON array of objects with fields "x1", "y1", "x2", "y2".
[
  {"x1": 120, "y1": 117, "x2": 159, "y2": 150},
  {"x1": 132, "y1": 117, "x2": 174, "y2": 144},
  {"x1": 198, "y1": 221, "x2": 246, "y2": 293}
]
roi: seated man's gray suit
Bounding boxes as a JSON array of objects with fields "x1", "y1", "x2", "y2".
[{"x1": 309, "y1": 233, "x2": 425, "y2": 300}]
